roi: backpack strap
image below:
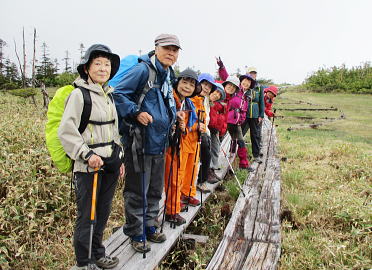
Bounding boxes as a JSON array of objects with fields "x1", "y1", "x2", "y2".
[
  {"x1": 78, "y1": 87, "x2": 116, "y2": 133},
  {"x1": 78, "y1": 87, "x2": 92, "y2": 134},
  {"x1": 131, "y1": 63, "x2": 160, "y2": 173},
  {"x1": 136, "y1": 63, "x2": 159, "y2": 107}
]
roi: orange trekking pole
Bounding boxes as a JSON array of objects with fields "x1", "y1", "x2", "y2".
[{"x1": 88, "y1": 168, "x2": 99, "y2": 267}]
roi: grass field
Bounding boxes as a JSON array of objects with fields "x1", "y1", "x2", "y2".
[
  {"x1": 275, "y1": 91, "x2": 372, "y2": 270},
  {"x1": 0, "y1": 89, "x2": 370, "y2": 269}
]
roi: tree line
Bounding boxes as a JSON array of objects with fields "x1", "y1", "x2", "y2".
[
  {"x1": 0, "y1": 29, "x2": 82, "y2": 90},
  {"x1": 304, "y1": 62, "x2": 372, "y2": 94}
]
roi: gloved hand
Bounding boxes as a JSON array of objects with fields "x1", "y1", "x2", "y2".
[{"x1": 216, "y1": 56, "x2": 224, "y2": 68}]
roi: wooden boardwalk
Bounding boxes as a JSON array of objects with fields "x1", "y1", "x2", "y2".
[
  {"x1": 207, "y1": 118, "x2": 281, "y2": 270},
  {"x1": 68, "y1": 118, "x2": 280, "y2": 270},
  {"x1": 96, "y1": 134, "x2": 235, "y2": 270}
]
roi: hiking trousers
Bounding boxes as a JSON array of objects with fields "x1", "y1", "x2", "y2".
[
  {"x1": 164, "y1": 146, "x2": 183, "y2": 215},
  {"x1": 210, "y1": 129, "x2": 221, "y2": 170},
  {"x1": 227, "y1": 124, "x2": 245, "y2": 148},
  {"x1": 73, "y1": 171, "x2": 119, "y2": 267},
  {"x1": 197, "y1": 134, "x2": 211, "y2": 184},
  {"x1": 241, "y1": 118, "x2": 261, "y2": 157},
  {"x1": 123, "y1": 147, "x2": 165, "y2": 237}
]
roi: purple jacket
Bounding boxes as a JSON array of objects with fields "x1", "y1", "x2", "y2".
[{"x1": 227, "y1": 89, "x2": 249, "y2": 125}]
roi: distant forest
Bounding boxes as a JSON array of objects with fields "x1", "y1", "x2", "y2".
[{"x1": 304, "y1": 62, "x2": 372, "y2": 94}]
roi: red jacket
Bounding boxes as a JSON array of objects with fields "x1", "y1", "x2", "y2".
[
  {"x1": 209, "y1": 101, "x2": 228, "y2": 135},
  {"x1": 264, "y1": 94, "x2": 275, "y2": 117}
]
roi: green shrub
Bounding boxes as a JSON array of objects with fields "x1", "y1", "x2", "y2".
[
  {"x1": 55, "y1": 72, "x2": 77, "y2": 87},
  {"x1": 1, "y1": 82, "x2": 20, "y2": 90},
  {"x1": 8, "y1": 88, "x2": 38, "y2": 98},
  {"x1": 304, "y1": 62, "x2": 372, "y2": 94}
]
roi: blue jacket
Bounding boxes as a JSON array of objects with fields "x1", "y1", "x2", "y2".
[{"x1": 113, "y1": 52, "x2": 176, "y2": 155}]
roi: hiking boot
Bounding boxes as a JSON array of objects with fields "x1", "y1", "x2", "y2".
[
  {"x1": 96, "y1": 255, "x2": 119, "y2": 269},
  {"x1": 207, "y1": 169, "x2": 221, "y2": 184},
  {"x1": 181, "y1": 195, "x2": 201, "y2": 206},
  {"x1": 146, "y1": 226, "x2": 166, "y2": 243},
  {"x1": 165, "y1": 213, "x2": 186, "y2": 226},
  {"x1": 131, "y1": 236, "x2": 151, "y2": 253},
  {"x1": 197, "y1": 182, "x2": 211, "y2": 193},
  {"x1": 180, "y1": 202, "x2": 187, "y2": 212},
  {"x1": 71, "y1": 265, "x2": 100, "y2": 270}
]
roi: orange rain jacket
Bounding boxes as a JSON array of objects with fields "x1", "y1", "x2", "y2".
[{"x1": 180, "y1": 95, "x2": 205, "y2": 199}]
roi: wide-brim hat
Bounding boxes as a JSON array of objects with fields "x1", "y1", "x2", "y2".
[
  {"x1": 198, "y1": 73, "x2": 217, "y2": 92},
  {"x1": 174, "y1": 68, "x2": 201, "y2": 98},
  {"x1": 222, "y1": 75, "x2": 240, "y2": 90},
  {"x1": 246, "y1": 66, "x2": 257, "y2": 73},
  {"x1": 213, "y1": 82, "x2": 226, "y2": 101},
  {"x1": 239, "y1": 74, "x2": 256, "y2": 89},
  {"x1": 264, "y1": 85, "x2": 278, "y2": 96},
  {"x1": 77, "y1": 44, "x2": 120, "y2": 81}
]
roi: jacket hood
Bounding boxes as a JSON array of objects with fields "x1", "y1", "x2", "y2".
[{"x1": 73, "y1": 77, "x2": 114, "y2": 95}]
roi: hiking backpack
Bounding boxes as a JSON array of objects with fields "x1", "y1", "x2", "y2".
[
  {"x1": 46, "y1": 55, "x2": 157, "y2": 173},
  {"x1": 45, "y1": 85, "x2": 93, "y2": 173},
  {"x1": 109, "y1": 55, "x2": 159, "y2": 173}
]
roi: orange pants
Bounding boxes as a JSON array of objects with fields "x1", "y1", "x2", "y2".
[
  {"x1": 164, "y1": 147, "x2": 183, "y2": 215},
  {"x1": 180, "y1": 146, "x2": 200, "y2": 199}
]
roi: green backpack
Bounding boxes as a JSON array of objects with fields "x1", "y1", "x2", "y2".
[{"x1": 45, "y1": 85, "x2": 92, "y2": 173}]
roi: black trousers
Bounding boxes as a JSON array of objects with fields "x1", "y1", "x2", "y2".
[
  {"x1": 198, "y1": 134, "x2": 211, "y2": 184},
  {"x1": 73, "y1": 170, "x2": 119, "y2": 267},
  {"x1": 123, "y1": 146, "x2": 165, "y2": 237},
  {"x1": 241, "y1": 118, "x2": 261, "y2": 158}
]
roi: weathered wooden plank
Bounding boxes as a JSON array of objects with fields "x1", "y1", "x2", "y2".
[
  {"x1": 277, "y1": 107, "x2": 337, "y2": 111},
  {"x1": 207, "y1": 118, "x2": 281, "y2": 270},
  {"x1": 241, "y1": 242, "x2": 280, "y2": 270}
]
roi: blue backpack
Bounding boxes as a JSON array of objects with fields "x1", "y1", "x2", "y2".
[
  {"x1": 109, "y1": 55, "x2": 158, "y2": 174},
  {"x1": 108, "y1": 55, "x2": 140, "y2": 88}
]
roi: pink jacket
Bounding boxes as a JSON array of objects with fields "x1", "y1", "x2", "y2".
[
  {"x1": 227, "y1": 89, "x2": 249, "y2": 125},
  {"x1": 218, "y1": 66, "x2": 229, "y2": 81}
]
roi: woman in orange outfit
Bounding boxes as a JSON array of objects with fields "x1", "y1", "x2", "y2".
[
  {"x1": 164, "y1": 68, "x2": 201, "y2": 226},
  {"x1": 180, "y1": 74, "x2": 212, "y2": 208}
]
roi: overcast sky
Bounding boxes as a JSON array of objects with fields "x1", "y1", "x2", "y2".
[{"x1": 1, "y1": 0, "x2": 371, "y2": 84}]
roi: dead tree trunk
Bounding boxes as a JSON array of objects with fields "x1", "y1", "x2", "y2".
[
  {"x1": 32, "y1": 28, "x2": 36, "y2": 87},
  {"x1": 40, "y1": 83, "x2": 49, "y2": 108},
  {"x1": 13, "y1": 40, "x2": 24, "y2": 85},
  {"x1": 22, "y1": 27, "x2": 26, "y2": 88}
]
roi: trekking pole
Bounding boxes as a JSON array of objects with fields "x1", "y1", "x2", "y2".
[
  {"x1": 160, "y1": 131, "x2": 178, "y2": 231},
  {"x1": 264, "y1": 109, "x2": 276, "y2": 171},
  {"x1": 221, "y1": 147, "x2": 246, "y2": 197},
  {"x1": 141, "y1": 128, "x2": 147, "y2": 258},
  {"x1": 173, "y1": 129, "x2": 181, "y2": 229},
  {"x1": 186, "y1": 110, "x2": 204, "y2": 212},
  {"x1": 88, "y1": 168, "x2": 99, "y2": 268}
]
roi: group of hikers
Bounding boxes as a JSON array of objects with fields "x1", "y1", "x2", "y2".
[{"x1": 55, "y1": 33, "x2": 278, "y2": 269}]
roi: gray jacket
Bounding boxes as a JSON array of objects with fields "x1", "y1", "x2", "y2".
[{"x1": 58, "y1": 77, "x2": 121, "y2": 173}]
